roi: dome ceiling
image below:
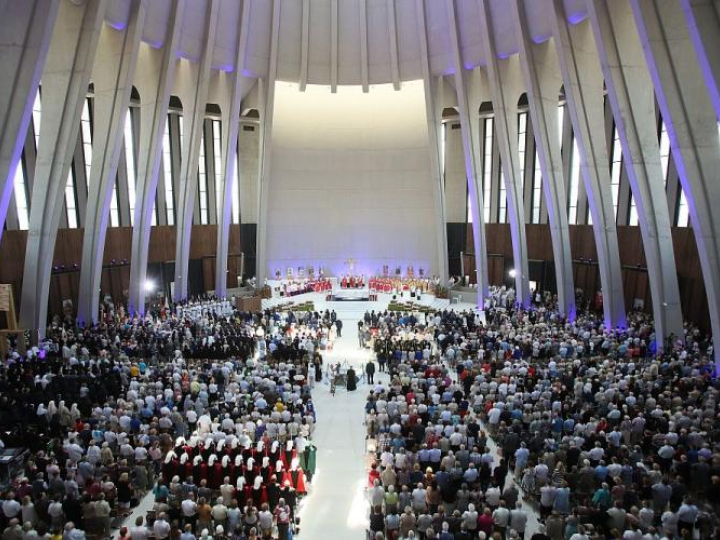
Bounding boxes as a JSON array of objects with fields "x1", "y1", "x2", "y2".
[{"x1": 104, "y1": 0, "x2": 590, "y2": 85}]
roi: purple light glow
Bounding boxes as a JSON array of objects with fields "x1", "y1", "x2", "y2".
[{"x1": 567, "y1": 12, "x2": 588, "y2": 25}]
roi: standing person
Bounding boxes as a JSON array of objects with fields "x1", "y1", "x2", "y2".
[
  {"x1": 358, "y1": 322, "x2": 365, "y2": 348},
  {"x1": 366, "y1": 361, "x2": 376, "y2": 385},
  {"x1": 274, "y1": 498, "x2": 291, "y2": 540},
  {"x1": 335, "y1": 319, "x2": 343, "y2": 337}
]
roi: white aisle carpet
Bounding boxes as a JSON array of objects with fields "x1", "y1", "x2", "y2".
[{"x1": 296, "y1": 310, "x2": 376, "y2": 538}]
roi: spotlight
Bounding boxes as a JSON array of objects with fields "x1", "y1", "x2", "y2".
[
  {"x1": 144, "y1": 279, "x2": 155, "y2": 293},
  {"x1": 508, "y1": 269, "x2": 517, "y2": 278}
]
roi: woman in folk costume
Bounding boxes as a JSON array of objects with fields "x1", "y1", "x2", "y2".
[
  {"x1": 181, "y1": 452, "x2": 194, "y2": 480},
  {"x1": 280, "y1": 441, "x2": 297, "y2": 470},
  {"x1": 163, "y1": 450, "x2": 178, "y2": 482},
  {"x1": 267, "y1": 440, "x2": 281, "y2": 466},
  {"x1": 209, "y1": 455, "x2": 224, "y2": 490},
  {"x1": 259, "y1": 456, "x2": 273, "y2": 484},
  {"x1": 244, "y1": 457, "x2": 258, "y2": 486},
  {"x1": 250, "y1": 476, "x2": 267, "y2": 506},
  {"x1": 221, "y1": 454, "x2": 234, "y2": 485},
  {"x1": 193, "y1": 455, "x2": 207, "y2": 483},
  {"x1": 281, "y1": 457, "x2": 307, "y2": 495},
  {"x1": 235, "y1": 476, "x2": 248, "y2": 506},
  {"x1": 233, "y1": 455, "x2": 243, "y2": 483}
]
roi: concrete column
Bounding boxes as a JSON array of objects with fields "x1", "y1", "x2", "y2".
[
  {"x1": 415, "y1": 0, "x2": 449, "y2": 285},
  {"x1": 586, "y1": 0, "x2": 684, "y2": 347},
  {"x1": 630, "y1": 0, "x2": 720, "y2": 365},
  {"x1": 19, "y1": 0, "x2": 106, "y2": 336},
  {"x1": 172, "y1": 0, "x2": 219, "y2": 301},
  {"x1": 255, "y1": 0, "x2": 282, "y2": 284},
  {"x1": 76, "y1": 0, "x2": 146, "y2": 326},
  {"x1": 510, "y1": 0, "x2": 576, "y2": 319},
  {"x1": 214, "y1": 0, "x2": 251, "y2": 298},
  {"x1": 443, "y1": 0, "x2": 489, "y2": 307},
  {"x1": 681, "y1": 0, "x2": 720, "y2": 122},
  {"x1": 0, "y1": 0, "x2": 59, "y2": 244},
  {"x1": 549, "y1": 0, "x2": 626, "y2": 329},
  {"x1": 478, "y1": 0, "x2": 531, "y2": 308},
  {"x1": 127, "y1": 0, "x2": 185, "y2": 316}
]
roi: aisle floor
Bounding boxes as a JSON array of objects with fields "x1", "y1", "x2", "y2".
[{"x1": 296, "y1": 312, "x2": 374, "y2": 537}]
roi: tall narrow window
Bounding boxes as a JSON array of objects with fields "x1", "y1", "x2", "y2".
[
  {"x1": 518, "y1": 112, "x2": 527, "y2": 195},
  {"x1": 659, "y1": 121, "x2": 671, "y2": 187},
  {"x1": 65, "y1": 169, "x2": 79, "y2": 229},
  {"x1": 482, "y1": 117, "x2": 493, "y2": 223},
  {"x1": 32, "y1": 90, "x2": 41, "y2": 150},
  {"x1": 498, "y1": 171, "x2": 507, "y2": 224},
  {"x1": 213, "y1": 120, "x2": 223, "y2": 222},
  {"x1": 13, "y1": 160, "x2": 29, "y2": 230},
  {"x1": 610, "y1": 125, "x2": 623, "y2": 220},
  {"x1": 531, "y1": 151, "x2": 542, "y2": 224},
  {"x1": 124, "y1": 112, "x2": 137, "y2": 226},
  {"x1": 179, "y1": 116, "x2": 184, "y2": 151},
  {"x1": 232, "y1": 140, "x2": 240, "y2": 224},
  {"x1": 677, "y1": 190, "x2": 690, "y2": 227},
  {"x1": 198, "y1": 132, "x2": 208, "y2": 224},
  {"x1": 628, "y1": 198, "x2": 639, "y2": 225},
  {"x1": 81, "y1": 99, "x2": 92, "y2": 190},
  {"x1": 557, "y1": 104, "x2": 565, "y2": 150},
  {"x1": 567, "y1": 139, "x2": 581, "y2": 224},
  {"x1": 109, "y1": 177, "x2": 120, "y2": 227},
  {"x1": 163, "y1": 117, "x2": 175, "y2": 226}
]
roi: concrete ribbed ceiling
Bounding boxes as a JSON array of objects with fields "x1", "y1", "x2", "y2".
[{"x1": 104, "y1": 0, "x2": 590, "y2": 84}]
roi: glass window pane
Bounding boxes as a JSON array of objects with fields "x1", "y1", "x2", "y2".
[
  {"x1": 568, "y1": 139, "x2": 581, "y2": 224},
  {"x1": 125, "y1": 112, "x2": 136, "y2": 226},
  {"x1": 483, "y1": 117, "x2": 493, "y2": 223},
  {"x1": 213, "y1": 120, "x2": 223, "y2": 222},
  {"x1": 33, "y1": 90, "x2": 41, "y2": 150},
  {"x1": 81, "y1": 99, "x2": 92, "y2": 191},
  {"x1": 65, "y1": 170, "x2": 78, "y2": 229},
  {"x1": 164, "y1": 116, "x2": 175, "y2": 226},
  {"x1": 13, "y1": 161, "x2": 29, "y2": 230}
]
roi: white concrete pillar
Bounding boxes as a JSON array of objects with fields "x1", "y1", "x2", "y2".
[
  {"x1": 214, "y1": 0, "x2": 251, "y2": 298},
  {"x1": 630, "y1": 0, "x2": 720, "y2": 365},
  {"x1": 510, "y1": 0, "x2": 576, "y2": 319},
  {"x1": 586, "y1": 0, "x2": 684, "y2": 346},
  {"x1": 549, "y1": 0, "x2": 627, "y2": 329},
  {"x1": 0, "y1": 0, "x2": 59, "y2": 245},
  {"x1": 172, "y1": 0, "x2": 220, "y2": 301},
  {"x1": 681, "y1": 0, "x2": 720, "y2": 122},
  {"x1": 255, "y1": 0, "x2": 282, "y2": 284},
  {"x1": 415, "y1": 0, "x2": 449, "y2": 286},
  {"x1": 76, "y1": 0, "x2": 146, "y2": 326},
  {"x1": 19, "y1": 0, "x2": 106, "y2": 336},
  {"x1": 477, "y1": 0, "x2": 531, "y2": 308},
  {"x1": 443, "y1": 0, "x2": 489, "y2": 307},
  {"x1": 127, "y1": 0, "x2": 185, "y2": 316}
]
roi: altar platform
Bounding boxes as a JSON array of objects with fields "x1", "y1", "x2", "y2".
[{"x1": 332, "y1": 289, "x2": 373, "y2": 302}]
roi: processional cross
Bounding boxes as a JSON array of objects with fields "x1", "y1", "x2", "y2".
[{"x1": 344, "y1": 258, "x2": 357, "y2": 274}]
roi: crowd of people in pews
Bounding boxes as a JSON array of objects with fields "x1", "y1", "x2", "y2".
[
  {"x1": 363, "y1": 290, "x2": 718, "y2": 540},
  {"x1": 0, "y1": 297, "x2": 323, "y2": 540}
]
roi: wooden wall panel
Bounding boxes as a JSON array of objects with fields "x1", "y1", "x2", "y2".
[
  {"x1": 464, "y1": 223, "x2": 708, "y2": 329},
  {"x1": 0, "y1": 222, "x2": 709, "y2": 328}
]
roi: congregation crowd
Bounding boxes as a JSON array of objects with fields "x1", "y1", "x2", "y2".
[
  {"x1": 363, "y1": 287, "x2": 719, "y2": 540},
  {"x1": 0, "y1": 297, "x2": 329, "y2": 540}
]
